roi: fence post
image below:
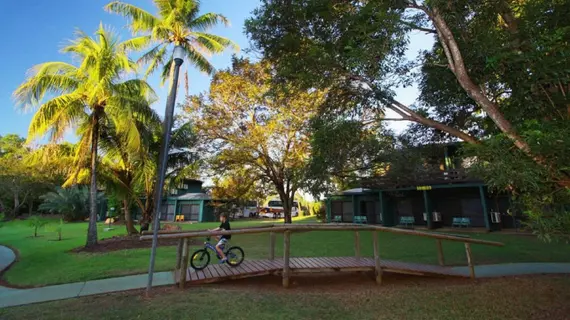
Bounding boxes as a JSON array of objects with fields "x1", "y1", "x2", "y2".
[
  {"x1": 179, "y1": 238, "x2": 190, "y2": 289},
  {"x1": 175, "y1": 238, "x2": 184, "y2": 269},
  {"x1": 354, "y1": 231, "x2": 361, "y2": 259},
  {"x1": 282, "y1": 231, "x2": 291, "y2": 288},
  {"x1": 464, "y1": 242, "x2": 475, "y2": 279},
  {"x1": 270, "y1": 232, "x2": 276, "y2": 260},
  {"x1": 373, "y1": 231, "x2": 382, "y2": 285},
  {"x1": 436, "y1": 239, "x2": 445, "y2": 266}
]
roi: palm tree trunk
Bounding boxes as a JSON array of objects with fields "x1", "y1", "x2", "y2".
[
  {"x1": 124, "y1": 199, "x2": 138, "y2": 235},
  {"x1": 86, "y1": 111, "x2": 100, "y2": 247}
]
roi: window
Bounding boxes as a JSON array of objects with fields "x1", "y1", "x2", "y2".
[
  {"x1": 170, "y1": 189, "x2": 177, "y2": 195},
  {"x1": 183, "y1": 184, "x2": 188, "y2": 189},
  {"x1": 268, "y1": 201, "x2": 283, "y2": 207}
]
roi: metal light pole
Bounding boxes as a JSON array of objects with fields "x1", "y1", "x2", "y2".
[{"x1": 146, "y1": 45, "x2": 185, "y2": 295}]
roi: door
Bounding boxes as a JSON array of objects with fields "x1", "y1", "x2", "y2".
[{"x1": 180, "y1": 204, "x2": 200, "y2": 221}]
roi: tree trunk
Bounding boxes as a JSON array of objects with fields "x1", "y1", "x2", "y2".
[
  {"x1": 140, "y1": 193, "x2": 154, "y2": 232},
  {"x1": 277, "y1": 190, "x2": 293, "y2": 224},
  {"x1": 28, "y1": 198, "x2": 33, "y2": 216},
  {"x1": 427, "y1": 6, "x2": 570, "y2": 186},
  {"x1": 12, "y1": 192, "x2": 19, "y2": 218},
  {"x1": 124, "y1": 199, "x2": 138, "y2": 235},
  {"x1": 86, "y1": 111, "x2": 100, "y2": 248}
]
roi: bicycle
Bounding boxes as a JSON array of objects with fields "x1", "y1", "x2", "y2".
[{"x1": 190, "y1": 237, "x2": 245, "y2": 270}]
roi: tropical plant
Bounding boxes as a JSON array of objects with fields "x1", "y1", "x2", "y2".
[
  {"x1": 105, "y1": 0, "x2": 237, "y2": 82},
  {"x1": 39, "y1": 187, "x2": 99, "y2": 222},
  {"x1": 28, "y1": 216, "x2": 48, "y2": 238},
  {"x1": 136, "y1": 119, "x2": 201, "y2": 231},
  {"x1": 98, "y1": 106, "x2": 161, "y2": 235},
  {"x1": 14, "y1": 24, "x2": 157, "y2": 247},
  {"x1": 53, "y1": 218, "x2": 64, "y2": 241}
]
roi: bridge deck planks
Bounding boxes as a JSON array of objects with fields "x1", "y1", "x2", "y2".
[{"x1": 175, "y1": 257, "x2": 466, "y2": 285}]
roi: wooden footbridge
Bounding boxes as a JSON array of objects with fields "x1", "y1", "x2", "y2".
[{"x1": 140, "y1": 224, "x2": 504, "y2": 289}]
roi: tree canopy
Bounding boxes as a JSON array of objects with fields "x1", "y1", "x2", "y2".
[{"x1": 186, "y1": 58, "x2": 325, "y2": 223}]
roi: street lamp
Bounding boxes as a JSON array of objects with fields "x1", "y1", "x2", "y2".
[{"x1": 146, "y1": 45, "x2": 185, "y2": 294}]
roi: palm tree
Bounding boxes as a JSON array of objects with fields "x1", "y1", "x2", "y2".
[
  {"x1": 14, "y1": 24, "x2": 157, "y2": 247},
  {"x1": 105, "y1": 0, "x2": 238, "y2": 82},
  {"x1": 98, "y1": 111, "x2": 161, "y2": 235}
]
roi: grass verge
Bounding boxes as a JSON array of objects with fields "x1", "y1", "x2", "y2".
[
  {"x1": 1, "y1": 274, "x2": 569, "y2": 320},
  {"x1": 1, "y1": 216, "x2": 569, "y2": 286}
]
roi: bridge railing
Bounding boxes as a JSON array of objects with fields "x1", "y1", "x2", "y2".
[{"x1": 140, "y1": 224, "x2": 504, "y2": 288}]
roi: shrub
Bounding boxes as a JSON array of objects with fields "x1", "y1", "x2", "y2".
[
  {"x1": 52, "y1": 218, "x2": 64, "y2": 241},
  {"x1": 28, "y1": 215, "x2": 48, "y2": 237},
  {"x1": 525, "y1": 210, "x2": 570, "y2": 243},
  {"x1": 314, "y1": 203, "x2": 326, "y2": 222},
  {"x1": 39, "y1": 187, "x2": 98, "y2": 221}
]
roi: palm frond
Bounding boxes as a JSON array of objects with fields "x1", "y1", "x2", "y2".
[
  {"x1": 182, "y1": 42, "x2": 214, "y2": 75},
  {"x1": 119, "y1": 35, "x2": 153, "y2": 53},
  {"x1": 104, "y1": 1, "x2": 159, "y2": 33},
  {"x1": 188, "y1": 12, "x2": 230, "y2": 31},
  {"x1": 27, "y1": 93, "x2": 86, "y2": 143},
  {"x1": 138, "y1": 44, "x2": 168, "y2": 79},
  {"x1": 13, "y1": 62, "x2": 80, "y2": 109},
  {"x1": 192, "y1": 32, "x2": 238, "y2": 54}
]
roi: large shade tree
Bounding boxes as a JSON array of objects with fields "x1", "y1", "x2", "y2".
[
  {"x1": 246, "y1": 0, "x2": 570, "y2": 187},
  {"x1": 14, "y1": 24, "x2": 157, "y2": 247},
  {"x1": 186, "y1": 58, "x2": 325, "y2": 223},
  {"x1": 247, "y1": 0, "x2": 570, "y2": 239}
]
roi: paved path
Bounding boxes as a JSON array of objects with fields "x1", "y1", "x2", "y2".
[
  {"x1": 1, "y1": 245, "x2": 570, "y2": 309},
  {"x1": 0, "y1": 245, "x2": 16, "y2": 273}
]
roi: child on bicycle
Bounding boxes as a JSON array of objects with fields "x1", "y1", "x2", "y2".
[{"x1": 210, "y1": 213, "x2": 231, "y2": 264}]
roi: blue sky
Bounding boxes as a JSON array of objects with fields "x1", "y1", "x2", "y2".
[
  {"x1": 0, "y1": 0, "x2": 431, "y2": 139},
  {"x1": 0, "y1": 0, "x2": 259, "y2": 138}
]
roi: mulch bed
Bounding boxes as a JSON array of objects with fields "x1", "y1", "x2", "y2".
[{"x1": 71, "y1": 236, "x2": 201, "y2": 253}]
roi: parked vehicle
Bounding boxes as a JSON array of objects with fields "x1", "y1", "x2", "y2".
[{"x1": 259, "y1": 199, "x2": 300, "y2": 218}]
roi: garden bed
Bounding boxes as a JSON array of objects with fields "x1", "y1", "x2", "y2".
[{"x1": 71, "y1": 235, "x2": 201, "y2": 253}]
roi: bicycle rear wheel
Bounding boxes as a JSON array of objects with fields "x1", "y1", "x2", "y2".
[
  {"x1": 190, "y1": 249, "x2": 210, "y2": 270},
  {"x1": 225, "y1": 246, "x2": 245, "y2": 267}
]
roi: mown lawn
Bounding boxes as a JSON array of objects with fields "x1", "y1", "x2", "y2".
[
  {"x1": 1, "y1": 216, "x2": 569, "y2": 287},
  {"x1": 1, "y1": 274, "x2": 569, "y2": 320}
]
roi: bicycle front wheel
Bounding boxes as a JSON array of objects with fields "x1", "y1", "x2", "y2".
[
  {"x1": 225, "y1": 246, "x2": 245, "y2": 267},
  {"x1": 190, "y1": 249, "x2": 210, "y2": 270}
]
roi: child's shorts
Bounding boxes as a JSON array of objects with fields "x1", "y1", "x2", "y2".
[{"x1": 217, "y1": 238, "x2": 228, "y2": 247}]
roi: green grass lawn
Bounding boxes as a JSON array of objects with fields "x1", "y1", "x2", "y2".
[
  {"x1": 1, "y1": 216, "x2": 569, "y2": 287},
  {"x1": 2, "y1": 275, "x2": 569, "y2": 320}
]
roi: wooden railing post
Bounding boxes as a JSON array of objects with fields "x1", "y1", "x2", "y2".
[
  {"x1": 354, "y1": 231, "x2": 361, "y2": 259},
  {"x1": 175, "y1": 238, "x2": 184, "y2": 269},
  {"x1": 179, "y1": 238, "x2": 190, "y2": 289},
  {"x1": 270, "y1": 232, "x2": 276, "y2": 260},
  {"x1": 436, "y1": 239, "x2": 445, "y2": 266},
  {"x1": 372, "y1": 231, "x2": 382, "y2": 285},
  {"x1": 464, "y1": 243, "x2": 475, "y2": 279},
  {"x1": 283, "y1": 231, "x2": 291, "y2": 288}
]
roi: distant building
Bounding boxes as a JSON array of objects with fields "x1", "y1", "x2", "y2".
[{"x1": 325, "y1": 143, "x2": 521, "y2": 231}]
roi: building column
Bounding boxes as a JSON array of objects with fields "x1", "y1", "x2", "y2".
[
  {"x1": 423, "y1": 190, "x2": 433, "y2": 229},
  {"x1": 173, "y1": 199, "x2": 178, "y2": 222},
  {"x1": 326, "y1": 198, "x2": 331, "y2": 223},
  {"x1": 199, "y1": 200, "x2": 205, "y2": 222},
  {"x1": 479, "y1": 186, "x2": 491, "y2": 231},
  {"x1": 352, "y1": 195, "x2": 357, "y2": 223}
]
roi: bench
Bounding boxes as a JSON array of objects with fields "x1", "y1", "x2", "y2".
[
  {"x1": 399, "y1": 216, "x2": 415, "y2": 228},
  {"x1": 452, "y1": 217, "x2": 471, "y2": 228},
  {"x1": 333, "y1": 215, "x2": 342, "y2": 223},
  {"x1": 353, "y1": 216, "x2": 368, "y2": 224},
  {"x1": 175, "y1": 215, "x2": 184, "y2": 222}
]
